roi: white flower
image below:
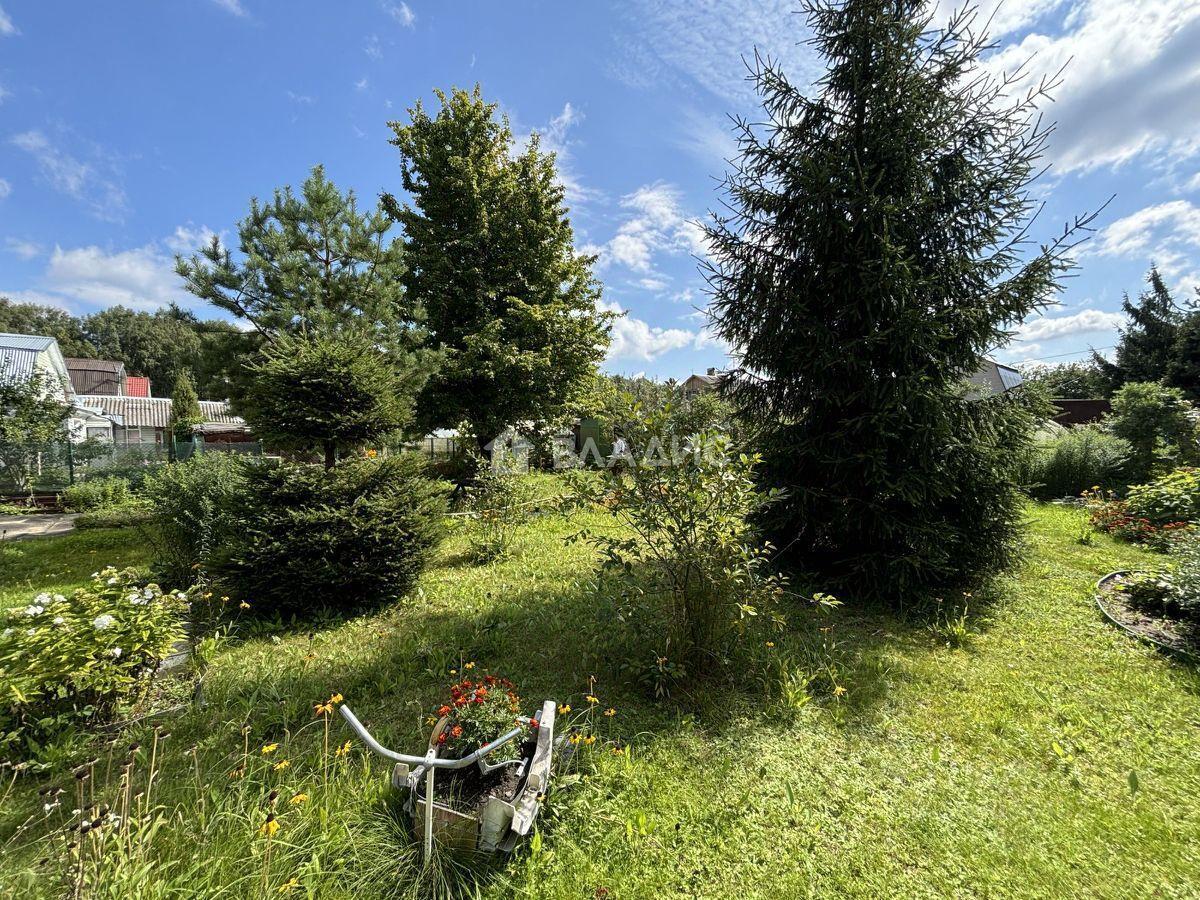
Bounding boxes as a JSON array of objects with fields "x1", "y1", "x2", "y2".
[
  {"x1": 1, "y1": 628, "x2": 12, "y2": 638},
  {"x1": 23, "y1": 605, "x2": 44, "y2": 617},
  {"x1": 26, "y1": 628, "x2": 35, "y2": 636},
  {"x1": 52, "y1": 616, "x2": 65, "y2": 626},
  {"x1": 106, "y1": 578, "x2": 119, "y2": 586},
  {"x1": 51, "y1": 594, "x2": 66, "y2": 604},
  {"x1": 126, "y1": 593, "x2": 140, "y2": 603},
  {"x1": 92, "y1": 615, "x2": 115, "y2": 631},
  {"x1": 34, "y1": 592, "x2": 51, "y2": 605},
  {"x1": 108, "y1": 647, "x2": 123, "y2": 658}
]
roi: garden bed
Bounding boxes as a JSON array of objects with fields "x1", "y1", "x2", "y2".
[{"x1": 1095, "y1": 571, "x2": 1200, "y2": 659}]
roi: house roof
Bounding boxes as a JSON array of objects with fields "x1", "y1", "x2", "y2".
[
  {"x1": 0, "y1": 347, "x2": 41, "y2": 381},
  {"x1": 0, "y1": 332, "x2": 56, "y2": 352},
  {"x1": 78, "y1": 395, "x2": 245, "y2": 429},
  {"x1": 65, "y1": 357, "x2": 127, "y2": 396},
  {"x1": 125, "y1": 375, "x2": 151, "y2": 397}
]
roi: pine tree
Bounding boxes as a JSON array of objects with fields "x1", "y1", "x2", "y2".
[
  {"x1": 705, "y1": 0, "x2": 1090, "y2": 601},
  {"x1": 385, "y1": 86, "x2": 613, "y2": 446},
  {"x1": 169, "y1": 370, "x2": 204, "y2": 443},
  {"x1": 1094, "y1": 266, "x2": 1182, "y2": 390}
]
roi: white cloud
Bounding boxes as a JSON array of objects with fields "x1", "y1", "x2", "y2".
[
  {"x1": 5, "y1": 238, "x2": 41, "y2": 259},
  {"x1": 0, "y1": 177, "x2": 9, "y2": 199},
  {"x1": 592, "y1": 182, "x2": 705, "y2": 274},
  {"x1": 514, "y1": 102, "x2": 602, "y2": 206},
  {"x1": 355, "y1": 77, "x2": 369, "y2": 92},
  {"x1": 929, "y1": 0, "x2": 1070, "y2": 38},
  {"x1": 1090, "y1": 200, "x2": 1200, "y2": 294},
  {"x1": 0, "y1": 84, "x2": 10, "y2": 104},
  {"x1": 211, "y1": 0, "x2": 247, "y2": 16},
  {"x1": 10, "y1": 130, "x2": 127, "y2": 222},
  {"x1": 44, "y1": 244, "x2": 185, "y2": 310},
  {"x1": 365, "y1": 34, "x2": 382, "y2": 59},
  {"x1": 286, "y1": 90, "x2": 315, "y2": 105},
  {"x1": 986, "y1": 0, "x2": 1200, "y2": 173},
  {"x1": 601, "y1": 300, "x2": 697, "y2": 361},
  {"x1": 0, "y1": 4, "x2": 17, "y2": 36},
  {"x1": 165, "y1": 224, "x2": 220, "y2": 254},
  {"x1": 618, "y1": 0, "x2": 822, "y2": 103},
  {"x1": 385, "y1": 2, "x2": 416, "y2": 28},
  {"x1": 0, "y1": 290, "x2": 72, "y2": 311},
  {"x1": 1016, "y1": 308, "x2": 1125, "y2": 342}
]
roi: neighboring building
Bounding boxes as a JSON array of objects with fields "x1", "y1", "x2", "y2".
[
  {"x1": 65, "y1": 358, "x2": 127, "y2": 396},
  {"x1": 682, "y1": 368, "x2": 724, "y2": 398},
  {"x1": 967, "y1": 359, "x2": 1023, "y2": 395},
  {"x1": 1050, "y1": 398, "x2": 1111, "y2": 427},
  {"x1": 77, "y1": 395, "x2": 249, "y2": 446},
  {"x1": 0, "y1": 333, "x2": 114, "y2": 440},
  {"x1": 1, "y1": 332, "x2": 246, "y2": 446},
  {"x1": 125, "y1": 375, "x2": 151, "y2": 397}
]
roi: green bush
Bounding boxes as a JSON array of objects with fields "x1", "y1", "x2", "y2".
[
  {"x1": 1113, "y1": 571, "x2": 1176, "y2": 617},
  {"x1": 1108, "y1": 381, "x2": 1200, "y2": 483},
  {"x1": 568, "y1": 403, "x2": 836, "y2": 684},
  {"x1": 1018, "y1": 424, "x2": 1131, "y2": 499},
  {"x1": 1168, "y1": 534, "x2": 1200, "y2": 621},
  {"x1": 1124, "y1": 467, "x2": 1200, "y2": 526},
  {"x1": 60, "y1": 476, "x2": 133, "y2": 512},
  {"x1": 464, "y1": 452, "x2": 533, "y2": 562},
  {"x1": 141, "y1": 453, "x2": 249, "y2": 588},
  {"x1": 75, "y1": 501, "x2": 154, "y2": 530},
  {"x1": 0, "y1": 568, "x2": 187, "y2": 748},
  {"x1": 214, "y1": 456, "x2": 450, "y2": 613}
]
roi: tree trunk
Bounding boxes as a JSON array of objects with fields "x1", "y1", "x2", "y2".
[{"x1": 324, "y1": 440, "x2": 336, "y2": 470}]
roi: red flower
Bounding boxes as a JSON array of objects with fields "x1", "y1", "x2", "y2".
[
  {"x1": 451, "y1": 725, "x2": 463, "y2": 738},
  {"x1": 529, "y1": 719, "x2": 540, "y2": 730},
  {"x1": 436, "y1": 705, "x2": 452, "y2": 717},
  {"x1": 437, "y1": 732, "x2": 447, "y2": 745}
]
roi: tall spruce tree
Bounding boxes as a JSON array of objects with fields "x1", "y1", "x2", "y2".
[
  {"x1": 169, "y1": 371, "x2": 204, "y2": 443},
  {"x1": 1094, "y1": 266, "x2": 1182, "y2": 390},
  {"x1": 385, "y1": 86, "x2": 613, "y2": 446},
  {"x1": 706, "y1": 0, "x2": 1089, "y2": 601}
]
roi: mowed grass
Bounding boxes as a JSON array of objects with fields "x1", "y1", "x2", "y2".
[{"x1": 2, "y1": 499, "x2": 1199, "y2": 898}]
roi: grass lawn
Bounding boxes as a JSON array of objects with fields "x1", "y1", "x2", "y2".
[{"x1": 2, "y1": 499, "x2": 1199, "y2": 898}]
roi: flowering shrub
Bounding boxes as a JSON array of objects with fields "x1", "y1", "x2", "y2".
[
  {"x1": 428, "y1": 672, "x2": 529, "y2": 756},
  {"x1": 1083, "y1": 488, "x2": 1190, "y2": 551},
  {"x1": 1125, "y1": 467, "x2": 1200, "y2": 526},
  {"x1": 0, "y1": 567, "x2": 188, "y2": 746}
]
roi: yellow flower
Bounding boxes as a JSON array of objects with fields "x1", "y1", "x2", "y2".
[
  {"x1": 289, "y1": 793, "x2": 308, "y2": 805},
  {"x1": 558, "y1": 704, "x2": 571, "y2": 714},
  {"x1": 464, "y1": 662, "x2": 476, "y2": 670},
  {"x1": 329, "y1": 693, "x2": 343, "y2": 704},
  {"x1": 259, "y1": 815, "x2": 280, "y2": 837},
  {"x1": 425, "y1": 715, "x2": 438, "y2": 726},
  {"x1": 203, "y1": 591, "x2": 213, "y2": 599},
  {"x1": 584, "y1": 735, "x2": 596, "y2": 745},
  {"x1": 585, "y1": 695, "x2": 599, "y2": 705},
  {"x1": 832, "y1": 685, "x2": 847, "y2": 697},
  {"x1": 279, "y1": 877, "x2": 300, "y2": 893},
  {"x1": 569, "y1": 734, "x2": 582, "y2": 745},
  {"x1": 220, "y1": 595, "x2": 230, "y2": 603},
  {"x1": 239, "y1": 601, "x2": 251, "y2": 610},
  {"x1": 365, "y1": 449, "x2": 378, "y2": 459},
  {"x1": 272, "y1": 759, "x2": 291, "y2": 771},
  {"x1": 261, "y1": 743, "x2": 279, "y2": 755},
  {"x1": 314, "y1": 703, "x2": 333, "y2": 716},
  {"x1": 765, "y1": 641, "x2": 775, "y2": 648},
  {"x1": 229, "y1": 766, "x2": 246, "y2": 780},
  {"x1": 603, "y1": 708, "x2": 616, "y2": 717},
  {"x1": 335, "y1": 740, "x2": 352, "y2": 758},
  {"x1": 449, "y1": 669, "x2": 457, "y2": 675}
]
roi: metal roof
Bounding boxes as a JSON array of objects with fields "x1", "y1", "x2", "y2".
[
  {"x1": 0, "y1": 347, "x2": 40, "y2": 381},
  {"x1": 78, "y1": 395, "x2": 245, "y2": 429},
  {"x1": 0, "y1": 332, "x2": 56, "y2": 352}
]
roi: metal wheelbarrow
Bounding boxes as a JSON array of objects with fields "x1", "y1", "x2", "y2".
[{"x1": 339, "y1": 700, "x2": 559, "y2": 861}]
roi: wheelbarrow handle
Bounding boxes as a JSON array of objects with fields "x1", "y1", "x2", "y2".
[{"x1": 339, "y1": 704, "x2": 535, "y2": 769}]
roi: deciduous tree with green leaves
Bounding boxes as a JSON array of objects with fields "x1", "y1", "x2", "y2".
[
  {"x1": 0, "y1": 371, "x2": 71, "y2": 494},
  {"x1": 705, "y1": 0, "x2": 1091, "y2": 601},
  {"x1": 385, "y1": 86, "x2": 612, "y2": 446}
]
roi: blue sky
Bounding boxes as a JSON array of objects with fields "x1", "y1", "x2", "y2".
[{"x1": 1, "y1": 0, "x2": 1198, "y2": 381}]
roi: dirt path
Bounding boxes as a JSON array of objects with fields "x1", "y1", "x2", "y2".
[{"x1": 0, "y1": 514, "x2": 79, "y2": 541}]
